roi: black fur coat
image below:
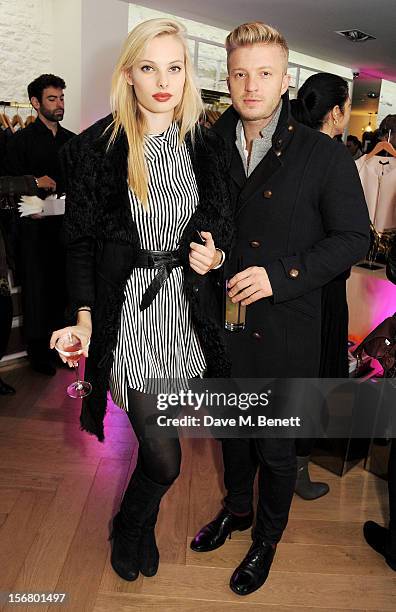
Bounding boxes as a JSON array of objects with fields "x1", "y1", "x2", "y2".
[{"x1": 61, "y1": 115, "x2": 234, "y2": 441}]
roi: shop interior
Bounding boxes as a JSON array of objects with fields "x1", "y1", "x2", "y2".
[{"x1": 0, "y1": 1, "x2": 395, "y2": 609}]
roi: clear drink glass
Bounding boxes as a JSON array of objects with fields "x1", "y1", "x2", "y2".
[
  {"x1": 55, "y1": 332, "x2": 92, "y2": 398},
  {"x1": 225, "y1": 279, "x2": 246, "y2": 331}
]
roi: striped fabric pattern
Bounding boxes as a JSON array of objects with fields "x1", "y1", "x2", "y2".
[{"x1": 109, "y1": 122, "x2": 206, "y2": 411}]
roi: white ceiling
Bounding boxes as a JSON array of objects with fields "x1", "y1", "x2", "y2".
[{"x1": 123, "y1": 0, "x2": 396, "y2": 82}]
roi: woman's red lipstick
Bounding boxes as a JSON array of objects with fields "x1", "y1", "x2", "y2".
[{"x1": 153, "y1": 93, "x2": 172, "y2": 102}]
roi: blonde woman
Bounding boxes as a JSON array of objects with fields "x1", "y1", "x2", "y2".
[{"x1": 51, "y1": 19, "x2": 232, "y2": 581}]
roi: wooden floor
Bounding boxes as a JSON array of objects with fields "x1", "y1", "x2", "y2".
[{"x1": 0, "y1": 362, "x2": 395, "y2": 611}]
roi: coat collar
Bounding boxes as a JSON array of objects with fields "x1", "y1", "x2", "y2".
[
  {"x1": 214, "y1": 91, "x2": 294, "y2": 147},
  {"x1": 213, "y1": 92, "x2": 297, "y2": 210},
  {"x1": 31, "y1": 116, "x2": 72, "y2": 140},
  {"x1": 83, "y1": 115, "x2": 200, "y2": 219}
]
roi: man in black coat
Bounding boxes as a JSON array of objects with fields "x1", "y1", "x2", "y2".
[
  {"x1": 0, "y1": 175, "x2": 41, "y2": 395},
  {"x1": 6, "y1": 74, "x2": 75, "y2": 375},
  {"x1": 191, "y1": 22, "x2": 370, "y2": 596}
]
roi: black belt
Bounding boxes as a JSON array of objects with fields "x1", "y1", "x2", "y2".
[{"x1": 134, "y1": 249, "x2": 182, "y2": 311}]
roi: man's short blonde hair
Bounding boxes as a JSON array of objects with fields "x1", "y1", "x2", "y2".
[{"x1": 226, "y1": 22, "x2": 289, "y2": 72}]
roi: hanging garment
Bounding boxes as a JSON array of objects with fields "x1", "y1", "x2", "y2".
[{"x1": 356, "y1": 155, "x2": 396, "y2": 232}]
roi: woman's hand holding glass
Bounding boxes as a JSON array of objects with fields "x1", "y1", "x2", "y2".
[
  {"x1": 50, "y1": 312, "x2": 92, "y2": 399},
  {"x1": 50, "y1": 323, "x2": 91, "y2": 363},
  {"x1": 189, "y1": 231, "x2": 221, "y2": 275}
]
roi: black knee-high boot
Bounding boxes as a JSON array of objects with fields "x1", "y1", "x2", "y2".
[
  {"x1": 110, "y1": 465, "x2": 171, "y2": 581},
  {"x1": 139, "y1": 503, "x2": 161, "y2": 577}
]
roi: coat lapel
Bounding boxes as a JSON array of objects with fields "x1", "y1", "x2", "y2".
[
  {"x1": 229, "y1": 147, "x2": 246, "y2": 189},
  {"x1": 214, "y1": 118, "x2": 283, "y2": 204},
  {"x1": 99, "y1": 123, "x2": 133, "y2": 218},
  {"x1": 237, "y1": 148, "x2": 282, "y2": 214},
  {"x1": 213, "y1": 106, "x2": 245, "y2": 191},
  {"x1": 214, "y1": 93, "x2": 295, "y2": 215}
]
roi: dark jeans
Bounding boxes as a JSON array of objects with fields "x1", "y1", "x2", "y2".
[
  {"x1": 222, "y1": 437, "x2": 297, "y2": 544},
  {"x1": 19, "y1": 217, "x2": 66, "y2": 362}
]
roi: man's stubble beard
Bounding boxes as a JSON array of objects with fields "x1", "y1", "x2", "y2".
[
  {"x1": 234, "y1": 97, "x2": 281, "y2": 124},
  {"x1": 40, "y1": 108, "x2": 64, "y2": 123}
]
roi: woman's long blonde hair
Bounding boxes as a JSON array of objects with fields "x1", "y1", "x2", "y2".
[{"x1": 108, "y1": 18, "x2": 203, "y2": 207}]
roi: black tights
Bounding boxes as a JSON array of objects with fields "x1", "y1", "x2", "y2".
[{"x1": 127, "y1": 388, "x2": 181, "y2": 486}]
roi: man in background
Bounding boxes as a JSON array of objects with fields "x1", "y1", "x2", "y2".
[{"x1": 6, "y1": 74, "x2": 75, "y2": 375}]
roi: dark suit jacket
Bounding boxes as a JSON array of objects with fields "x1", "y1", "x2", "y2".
[
  {"x1": 61, "y1": 115, "x2": 234, "y2": 440},
  {"x1": 0, "y1": 175, "x2": 37, "y2": 198},
  {"x1": 214, "y1": 93, "x2": 370, "y2": 378},
  {"x1": 6, "y1": 117, "x2": 75, "y2": 196}
]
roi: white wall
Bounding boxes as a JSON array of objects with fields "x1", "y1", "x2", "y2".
[
  {"x1": 378, "y1": 80, "x2": 396, "y2": 126},
  {"x1": 80, "y1": 0, "x2": 128, "y2": 131},
  {"x1": 52, "y1": 0, "x2": 82, "y2": 134},
  {"x1": 0, "y1": 0, "x2": 53, "y2": 120},
  {"x1": 1, "y1": 0, "x2": 128, "y2": 134}
]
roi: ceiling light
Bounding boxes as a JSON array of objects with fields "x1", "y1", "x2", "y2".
[
  {"x1": 363, "y1": 113, "x2": 374, "y2": 132},
  {"x1": 336, "y1": 29, "x2": 376, "y2": 43}
]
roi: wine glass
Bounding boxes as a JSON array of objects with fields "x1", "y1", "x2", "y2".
[{"x1": 55, "y1": 332, "x2": 92, "y2": 398}]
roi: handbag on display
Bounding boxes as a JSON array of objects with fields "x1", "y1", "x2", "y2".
[
  {"x1": 367, "y1": 223, "x2": 396, "y2": 266},
  {"x1": 353, "y1": 314, "x2": 396, "y2": 378}
]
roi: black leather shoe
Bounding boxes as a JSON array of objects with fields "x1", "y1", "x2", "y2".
[
  {"x1": 110, "y1": 513, "x2": 140, "y2": 581},
  {"x1": 0, "y1": 378, "x2": 16, "y2": 395},
  {"x1": 190, "y1": 507, "x2": 253, "y2": 552},
  {"x1": 364, "y1": 521, "x2": 396, "y2": 571},
  {"x1": 230, "y1": 540, "x2": 276, "y2": 596}
]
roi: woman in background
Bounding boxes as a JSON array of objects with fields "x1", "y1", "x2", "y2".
[{"x1": 291, "y1": 73, "x2": 352, "y2": 500}]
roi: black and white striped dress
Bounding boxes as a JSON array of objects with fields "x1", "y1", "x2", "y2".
[{"x1": 109, "y1": 122, "x2": 206, "y2": 411}]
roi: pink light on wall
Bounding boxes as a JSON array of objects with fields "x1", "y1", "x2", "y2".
[
  {"x1": 348, "y1": 271, "x2": 396, "y2": 343},
  {"x1": 369, "y1": 276, "x2": 396, "y2": 327}
]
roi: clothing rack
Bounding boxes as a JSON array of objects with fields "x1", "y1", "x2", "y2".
[{"x1": 0, "y1": 101, "x2": 33, "y2": 109}]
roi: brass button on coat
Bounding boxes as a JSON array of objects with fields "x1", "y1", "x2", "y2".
[
  {"x1": 252, "y1": 331, "x2": 262, "y2": 340},
  {"x1": 250, "y1": 240, "x2": 261, "y2": 248},
  {"x1": 288, "y1": 124, "x2": 294, "y2": 131},
  {"x1": 263, "y1": 190, "x2": 272, "y2": 199},
  {"x1": 275, "y1": 150, "x2": 282, "y2": 157},
  {"x1": 288, "y1": 268, "x2": 299, "y2": 278}
]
